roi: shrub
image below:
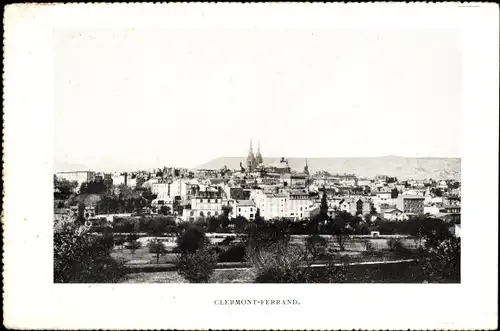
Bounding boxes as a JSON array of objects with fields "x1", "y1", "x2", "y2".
[
  {"x1": 363, "y1": 240, "x2": 375, "y2": 251},
  {"x1": 147, "y1": 238, "x2": 167, "y2": 264},
  {"x1": 175, "y1": 227, "x2": 208, "y2": 254},
  {"x1": 387, "y1": 238, "x2": 412, "y2": 258},
  {"x1": 305, "y1": 234, "x2": 328, "y2": 262},
  {"x1": 252, "y1": 242, "x2": 307, "y2": 283},
  {"x1": 387, "y1": 238, "x2": 403, "y2": 251},
  {"x1": 54, "y1": 220, "x2": 126, "y2": 283},
  {"x1": 218, "y1": 236, "x2": 236, "y2": 246},
  {"x1": 176, "y1": 248, "x2": 218, "y2": 283},
  {"x1": 218, "y1": 245, "x2": 246, "y2": 262},
  {"x1": 420, "y1": 236, "x2": 460, "y2": 283}
]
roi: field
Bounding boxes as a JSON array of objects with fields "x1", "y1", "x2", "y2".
[
  {"x1": 112, "y1": 235, "x2": 422, "y2": 266},
  {"x1": 120, "y1": 260, "x2": 431, "y2": 283}
]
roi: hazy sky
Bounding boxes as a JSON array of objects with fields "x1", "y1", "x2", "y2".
[{"x1": 54, "y1": 28, "x2": 461, "y2": 172}]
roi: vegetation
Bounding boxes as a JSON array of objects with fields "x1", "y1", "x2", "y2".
[
  {"x1": 175, "y1": 248, "x2": 218, "y2": 283},
  {"x1": 54, "y1": 219, "x2": 126, "y2": 283},
  {"x1": 147, "y1": 238, "x2": 167, "y2": 264},
  {"x1": 174, "y1": 226, "x2": 217, "y2": 282},
  {"x1": 326, "y1": 211, "x2": 358, "y2": 250}
]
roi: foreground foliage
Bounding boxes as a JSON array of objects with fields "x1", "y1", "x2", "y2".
[{"x1": 54, "y1": 220, "x2": 126, "y2": 283}]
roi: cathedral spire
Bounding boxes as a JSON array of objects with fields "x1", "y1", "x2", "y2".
[
  {"x1": 255, "y1": 140, "x2": 263, "y2": 164},
  {"x1": 304, "y1": 158, "x2": 309, "y2": 175},
  {"x1": 247, "y1": 139, "x2": 256, "y2": 172}
]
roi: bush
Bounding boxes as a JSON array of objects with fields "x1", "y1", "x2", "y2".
[
  {"x1": 124, "y1": 234, "x2": 142, "y2": 253},
  {"x1": 147, "y1": 238, "x2": 167, "y2": 264},
  {"x1": 420, "y1": 236, "x2": 460, "y2": 283},
  {"x1": 176, "y1": 248, "x2": 218, "y2": 283},
  {"x1": 218, "y1": 236, "x2": 236, "y2": 246},
  {"x1": 305, "y1": 234, "x2": 328, "y2": 262},
  {"x1": 251, "y1": 242, "x2": 308, "y2": 283},
  {"x1": 387, "y1": 238, "x2": 412, "y2": 258},
  {"x1": 54, "y1": 220, "x2": 126, "y2": 283},
  {"x1": 218, "y1": 245, "x2": 246, "y2": 262},
  {"x1": 176, "y1": 227, "x2": 208, "y2": 254},
  {"x1": 363, "y1": 240, "x2": 375, "y2": 252}
]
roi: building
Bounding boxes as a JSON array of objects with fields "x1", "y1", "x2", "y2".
[
  {"x1": 382, "y1": 208, "x2": 404, "y2": 221},
  {"x1": 249, "y1": 188, "x2": 314, "y2": 220},
  {"x1": 232, "y1": 200, "x2": 257, "y2": 221},
  {"x1": 151, "y1": 182, "x2": 171, "y2": 200},
  {"x1": 111, "y1": 173, "x2": 126, "y2": 186},
  {"x1": 56, "y1": 171, "x2": 95, "y2": 186},
  {"x1": 396, "y1": 195, "x2": 425, "y2": 214},
  {"x1": 183, "y1": 188, "x2": 224, "y2": 222},
  {"x1": 247, "y1": 139, "x2": 257, "y2": 172},
  {"x1": 338, "y1": 199, "x2": 350, "y2": 213},
  {"x1": 337, "y1": 175, "x2": 357, "y2": 187},
  {"x1": 349, "y1": 198, "x2": 372, "y2": 216},
  {"x1": 255, "y1": 141, "x2": 263, "y2": 165},
  {"x1": 281, "y1": 173, "x2": 308, "y2": 188},
  {"x1": 424, "y1": 204, "x2": 440, "y2": 215}
]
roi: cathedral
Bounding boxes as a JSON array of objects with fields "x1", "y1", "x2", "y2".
[{"x1": 246, "y1": 139, "x2": 262, "y2": 171}]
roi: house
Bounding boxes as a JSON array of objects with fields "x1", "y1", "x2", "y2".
[
  {"x1": 182, "y1": 189, "x2": 224, "y2": 222},
  {"x1": 249, "y1": 188, "x2": 315, "y2": 220},
  {"x1": 373, "y1": 192, "x2": 392, "y2": 206},
  {"x1": 438, "y1": 180, "x2": 448, "y2": 190},
  {"x1": 56, "y1": 171, "x2": 96, "y2": 186},
  {"x1": 338, "y1": 199, "x2": 350, "y2": 213},
  {"x1": 349, "y1": 198, "x2": 372, "y2": 216},
  {"x1": 303, "y1": 205, "x2": 320, "y2": 220},
  {"x1": 337, "y1": 175, "x2": 357, "y2": 187},
  {"x1": 382, "y1": 208, "x2": 404, "y2": 221},
  {"x1": 424, "y1": 204, "x2": 440, "y2": 215},
  {"x1": 232, "y1": 200, "x2": 257, "y2": 221},
  {"x1": 54, "y1": 208, "x2": 71, "y2": 222},
  {"x1": 396, "y1": 195, "x2": 425, "y2": 214}
]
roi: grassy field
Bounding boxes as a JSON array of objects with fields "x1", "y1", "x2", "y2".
[
  {"x1": 112, "y1": 235, "x2": 422, "y2": 266},
  {"x1": 119, "y1": 261, "x2": 432, "y2": 283},
  {"x1": 121, "y1": 269, "x2": 256, "y2": 283}
]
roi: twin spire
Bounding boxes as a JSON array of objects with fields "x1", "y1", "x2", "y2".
[
  {"x1": 246, "y1": 139, "x2": 309, "y2": 175},
  {"x1": 247, "y1": 139, "x2": 262, "y2": 171}
]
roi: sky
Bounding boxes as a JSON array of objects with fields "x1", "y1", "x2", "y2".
[{"x1": 54, "y1": 28, "x2": 461, "y2": 172}]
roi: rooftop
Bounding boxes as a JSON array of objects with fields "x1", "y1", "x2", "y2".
[{"x1": 234, "y1": 200, "x2": 256, "y2": 206}]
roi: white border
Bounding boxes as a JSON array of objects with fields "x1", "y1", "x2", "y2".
[{"x1": 3, "y1": 3, "x2": 498, "y2": 330}]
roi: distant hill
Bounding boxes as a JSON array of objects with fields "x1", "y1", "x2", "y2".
[{"x1": 197, "y1": 156, "x2": 461, "y2": 180}]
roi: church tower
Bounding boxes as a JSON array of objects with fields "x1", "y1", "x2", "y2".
[
  {"x1": 247, "y1": 139, "x2": 256, "y2": 172},
  {"x1": 255, "y1": 140, "x2": 263, "y2": 165},
  {"x1": 303, "y1": 158, "x2": 309, "y2": 176}
]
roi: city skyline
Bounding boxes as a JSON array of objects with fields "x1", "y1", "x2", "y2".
[{"x1": 55, "y1": 28, "x2": 461, "y2": 172}]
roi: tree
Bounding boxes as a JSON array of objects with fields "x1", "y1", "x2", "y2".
[
  {"x1": 305, "y1": 234, "x2": 328, "y2": 264},
  {"x1": 391, "y1": 187, "x2": 399, "y2": 199},
  {"x1": 176, "y1": 248, "x2": 218, "y2": 283},
  {"x1": 328, "y1": 211, "x2": 356, "y2": 251},
  {"x1": 431, "y1": 188, "x2": 443, "y2": 197},
  {"x1": 254, "y1": 208, "x2": 264, "y2": 224},
  {"x1": 176, "y1": 227, "x2": 208, "y2": 254},
  {"x1": 126, "y1": 233, "x2": 141, "y2": 254},
  {"x1": 233, "y1": 215, "x2": 249, "y2": 233},
  {"x1": 420, "y1": 236, "x2": 460, "y2": 283},
  {"x1": 54, "y1": 219, "x2": 126, "y2": 283},
  {"x1": 207, "y1": 216, "x2": 221, "y2": 233},
  {"x1": 159, "y1": 205, "x2": 171, "y2": 215},
  {"x1": 148, "y1": 238, "x2": 167, "y2": 264},
  {"x1": 54, "y1": 176, "x2": 78, "y2": 200},
  {"x1": 222, "y1": 204, "x2": 233, "y2": 217}
]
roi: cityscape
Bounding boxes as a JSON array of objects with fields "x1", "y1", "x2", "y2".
[
  {"x1": 54, "y1": 140, "x2": 461, "y2": 283},
  {"x1": 53, "y1": 28, "x2": 461, "y2": 284}
]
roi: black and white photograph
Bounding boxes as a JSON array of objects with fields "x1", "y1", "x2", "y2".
[
  {"x1": 3, "y1": 3, "x2": 498, "y2": 330},
  {"x1": 52, "y1": 26, "x2": 463, "y2": 285}
]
